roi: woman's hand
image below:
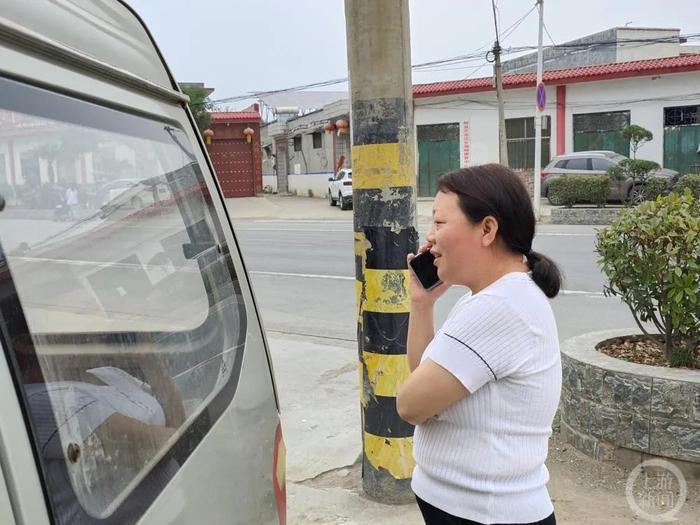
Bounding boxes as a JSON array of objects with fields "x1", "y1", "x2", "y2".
[{"x1": 407, "y1": 242, "x2": 449, "y2": 308}]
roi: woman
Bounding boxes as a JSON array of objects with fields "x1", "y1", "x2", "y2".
[{"x1": 397, "y1": 164, "x2": 562, "y2": 525}]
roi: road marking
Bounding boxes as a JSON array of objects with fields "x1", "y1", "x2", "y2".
[
  {"x1": 236, "y1": 228, "x2": 596, "y2": 237},
  {"x1": 537, "y1": 233, "x2": 596, "y2": 237},
  {"x1": 237, "y1": 228, "x2": 353, "y2": 233},
  {"x1": 249, "y1": 270, "x2": 605, "y2": 296},
  {"x1": 14, "y1": 257, "x2": 606, "y2": 297},
  {"x1": 249, "y1": 270, "x2": 354, "y2": 281}
]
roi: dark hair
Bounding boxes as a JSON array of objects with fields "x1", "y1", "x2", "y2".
[{"x1": 437, "y1": 164, "x2": 561, "y2": 298}]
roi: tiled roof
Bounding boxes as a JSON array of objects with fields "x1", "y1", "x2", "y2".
[
  {"x1": 413, "y1": 54, "x2": 700, "y2": 98},
  {"x1": 210, "y1": 111, "x2": 261, "y2": 122}
]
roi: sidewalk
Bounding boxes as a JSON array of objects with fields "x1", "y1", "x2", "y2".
[
  {"x1": 269, "y1": 333, "x2": 700, "y2": 524},
  {"x1": 225, "y1": 194, "x2": 551, "y2": 222}
]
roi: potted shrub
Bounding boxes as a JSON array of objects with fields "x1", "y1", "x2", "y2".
[{"x1": 596, "y1": 190, "x2": 700, "y2": 367}]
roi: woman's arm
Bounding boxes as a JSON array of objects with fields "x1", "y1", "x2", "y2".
[
  {"x1": 397, "y1": 360, "x2": 469, "y2": 425},
  {"x1": 406, "y1": 303, "x2": 435, "y2": 372}
]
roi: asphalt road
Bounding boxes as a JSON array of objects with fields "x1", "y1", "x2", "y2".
[{"x1": 232, "y1": 219, "x2": 638, "y2": 343}]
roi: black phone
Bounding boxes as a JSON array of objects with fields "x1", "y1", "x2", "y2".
[{"x1": 409, "y1": 250, "x2": 442, "y2": 290}]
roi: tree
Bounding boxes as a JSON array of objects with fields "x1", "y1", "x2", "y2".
[
  {"x1": 180, "y1": 84, "x2": 214, "y2": 131},
  {"x1": 597, "y1": 190, "x2": 700, "y2": 367},
  {"x1": 620, "y1": 124, "x2": 653, "y2": 159},
  {"x1": 607, "y1": 158, "x2": 660, "y2": 204}
]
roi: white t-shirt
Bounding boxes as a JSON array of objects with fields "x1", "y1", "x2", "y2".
[{"x1": 412, "y1": 272, "x2": 562, "y2": 524}]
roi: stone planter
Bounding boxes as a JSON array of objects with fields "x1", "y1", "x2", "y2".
[
  {"x1": 559, "y1": 329, "x2": 700, "y2": 479},
  {"x1": 551, "y1": 206, "x2": 622, "y2": 225}
]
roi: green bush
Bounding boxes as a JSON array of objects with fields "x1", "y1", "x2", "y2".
[
  {"x1": 607, "y1": 158, "x2": 660, "y2": 184},
  {"x1": 579, "y1": 175, "x2": 611, "y2": 207},
  {"x1": 644, "y1": 177, "x2": 672, "y2": 201},
  {"x1": 597, "y1": 190, "x2": 700, "y2": 367},
  {"x1": 548, "y1": 175, "x2": 610, "y2": 207},
  {"x1": 675, "y1": 174, "x2": 700, "y2": 198},
  {"x1": 548, "y1": 177, "x2": 578, "y2": 207}
]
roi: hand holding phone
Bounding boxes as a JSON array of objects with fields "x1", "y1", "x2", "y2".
[{"x1": 409, "y1": 248, "x2": 442, "y2": 291}]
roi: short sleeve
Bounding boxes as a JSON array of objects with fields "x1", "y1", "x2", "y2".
[{"x1": 423, "y1": 293, "x2": 534, "y2": 394}]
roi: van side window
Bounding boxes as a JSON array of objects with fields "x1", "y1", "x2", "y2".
[{"x1": 0, "y1": 76, "x2": 247, "y2": 524}]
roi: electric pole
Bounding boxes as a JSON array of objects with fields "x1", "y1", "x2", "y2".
[
  {"x1": 345, "y1": 0, "x2": 418, "y2": 503},
  {"x1": 492, "y1": 0, "x2": 509, "y2": 166},
  {"x1": 533, "y1": 0, "x2": 545, "y2": 219}
]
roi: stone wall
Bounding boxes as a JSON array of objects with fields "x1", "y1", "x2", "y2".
[
  {"x1": 560, "y1": 330, "x2": 700, "y2": 470},
  {"x1": 551, "y1": 207, "x2": 622, "y2": 225}
]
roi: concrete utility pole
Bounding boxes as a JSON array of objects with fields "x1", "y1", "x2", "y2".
[
  {"x1": 533, "y1": 0, "x2": 545, "y2": 219},
  {"x1": 345, "y1": 0, "x2": 418, "y2": 504},
  {"x1": 492, "y1": 0, "x2": 509, "y2": 166}
]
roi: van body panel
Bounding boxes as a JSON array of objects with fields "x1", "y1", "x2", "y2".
[
  {"x1": 0, "y1": 1, "x2": 283, "y2": 524},
  {"x1": 0, "y1": 1, "x2": 173, "y2": 89},
  {"x1": 0, "y1": 343, "x2": 51, "y2": 525}
]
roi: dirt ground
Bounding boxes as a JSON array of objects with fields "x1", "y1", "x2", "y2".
[{"x1": 303, "y1": 425, "x2": 700, "y2": 524}]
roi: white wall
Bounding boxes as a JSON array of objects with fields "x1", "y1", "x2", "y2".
[
  {"x1": 288, "y1": 172, "x2": 333, "y2": 198},
  {"x1": 415, "y1": 71, "x2": 700, "y2": 169},
  {"x1": 565, "y1": 71, "x2": 700, "y2": 165},
  {"x1": 414, "y1": 86, "x2": 558, "y2": 166},
  {"x1": 262, "y1": 174, "x2": 277, "y2": 193},
  {"x1": 616, "y1": 29, "x2": 680, "y2": 62}
]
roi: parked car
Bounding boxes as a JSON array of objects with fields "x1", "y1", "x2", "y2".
[
  {"x1": 328, "y1": 168, "x2": 353, "y2": 210},
  {"x1": 541, "y1": 151, "x2": 678, "y2": 204},
  {"x1": 0, "y1": 2, "x2": 285, "y2": 525}
]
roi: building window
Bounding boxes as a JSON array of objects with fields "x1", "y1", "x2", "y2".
[
  {"x1": 293, "y1": 135, "x2": 302, "y2": 152},
  {"x1": 505, "y1": 116, "x2": 551, "y2": 170},
  {"x1": 572, "y1": 111, "x2": 630, "y2": 156},
  {"x1": 664, "y1": 105, "x2": 700, "y2": 127},
  {"x1": 663, "y1": 105, "x2": 700, "y2": 174},
  {"x1": 312, "y1": 132, "x2": 322, "y2": 149}
]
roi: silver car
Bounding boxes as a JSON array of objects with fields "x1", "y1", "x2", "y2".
[
  {"x1": 0, "y1": 2, "x2": 285, "y2": 525},
  {"x1": 541, "y1": 151, "x2": 678, "y2": 204}
]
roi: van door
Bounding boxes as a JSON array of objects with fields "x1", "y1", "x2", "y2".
[
  {"x1": 0, "y1": 465, "x2": 17, "y2": 525},
  {"x1": 0, "y1": 73, "x2": 282, "y2": 525}
]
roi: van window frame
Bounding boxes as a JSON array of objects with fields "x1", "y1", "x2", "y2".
[{"x1": 0, "y1": 73, "x2": 250, "y2": 525}]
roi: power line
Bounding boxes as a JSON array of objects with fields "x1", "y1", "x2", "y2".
[
  {"x1": 209, "y1": 32, "x2": 700, "y2": 106},
  {"x1": 543, "y1": 21, "x2": 556, "y2": 46}
]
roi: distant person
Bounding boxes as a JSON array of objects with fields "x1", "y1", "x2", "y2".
[
  {"x1": 64, "y1": 184, "x2": 79, "y2": 218},
  {"x1": 398, "y1": 164, "x2": 562, "y2": 525}
]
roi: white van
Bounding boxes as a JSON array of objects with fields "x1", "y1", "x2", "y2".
[{"x1": 0, "y1": 2, "x2": 285, "y2": 524}]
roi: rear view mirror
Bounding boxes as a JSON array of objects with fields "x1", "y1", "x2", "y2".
[{"x1": 328, "y1": 177, "x2": 333, "y2": 182}]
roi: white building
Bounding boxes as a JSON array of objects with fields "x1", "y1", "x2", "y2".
[
  {"x1": 413, "y1": 28, "x2": 700, "y2": 196},
  {"x1": 260, "y1": 27, "x2": 700, "y2": 199}
]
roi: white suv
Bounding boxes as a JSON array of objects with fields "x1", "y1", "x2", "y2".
[{"x1": 328, "y1": 168, "x2": 353, "y2": 210}]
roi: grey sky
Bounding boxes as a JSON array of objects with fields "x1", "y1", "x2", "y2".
[{"x1": 127, "y1": 0, "x2": 699, "y2": 106}]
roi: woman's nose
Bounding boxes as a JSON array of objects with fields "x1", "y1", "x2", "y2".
[{"x1": 426, "y1": 226, "x2": 436, "y2": 244}]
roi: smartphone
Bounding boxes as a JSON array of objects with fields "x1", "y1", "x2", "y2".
[{"x1": 409, "y1": 250, "x2": 442, "y2": 290}]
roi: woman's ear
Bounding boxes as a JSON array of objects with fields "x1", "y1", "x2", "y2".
[{"x1": 480, "y1": 216, "x2": 499, "y2": 247}]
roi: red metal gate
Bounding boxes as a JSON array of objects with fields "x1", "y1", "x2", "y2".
[{"x1": 208, "y1": 138, "x2": 255, "y2": 197}]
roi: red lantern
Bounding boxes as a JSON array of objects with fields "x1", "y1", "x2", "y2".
[
  {"x1": 335, "y1": 119, "x2": 349, "y2": 136},
  {"x1": 323, "y1": 121, "x2": 336, "y2": 134},
  {"x1": 243, "y1": 127, "x2": 255, "y2": 144},
  {"x1": 202, "y1": 128, "x2": 214, "y2": 145}
]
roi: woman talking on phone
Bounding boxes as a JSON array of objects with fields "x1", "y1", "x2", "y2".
[{"x1": 397, "y1": 164, "x2": 562, "y2": 525}]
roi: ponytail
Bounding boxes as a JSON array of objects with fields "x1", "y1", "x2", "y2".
[{"x1": 525, "y1": 250, "x2": 561, "y2": 298}]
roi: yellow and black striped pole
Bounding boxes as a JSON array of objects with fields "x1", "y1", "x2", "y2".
[{"x1": 345, "y1": 0, "x2": 418, "y2": 502}]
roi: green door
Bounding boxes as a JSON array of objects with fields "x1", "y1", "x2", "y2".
[
  {"x1": 417, "y1": 124, "x2": 460, "y2": 197},
  {"x1": 664, "y1": 125, "x2": 700, "y2": 174},
  {"x1": 573, "y1": 130, "x2": 630, "y2": 156},
  {"x1": 573, "y1": 111, "x2": 630, "y2": 156}
]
